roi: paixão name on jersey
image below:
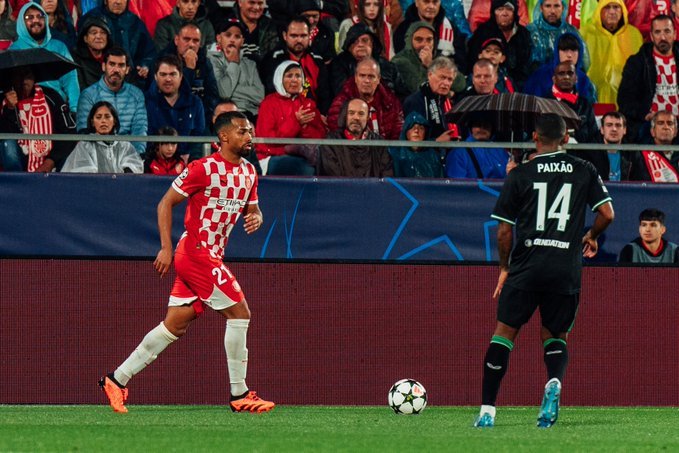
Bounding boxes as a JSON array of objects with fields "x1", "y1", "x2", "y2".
[{"x1": 536, "y1": 161, "x2": 573, "y2": 173}]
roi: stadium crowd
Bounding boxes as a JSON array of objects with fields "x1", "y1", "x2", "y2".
[{"x1": 0, "y1": 0, "x2": 677, "y2": 182}]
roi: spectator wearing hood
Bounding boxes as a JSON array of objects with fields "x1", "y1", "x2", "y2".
[
  {"x1": 526, "y1": 0, "x2": 589, "y2": 72},
  {"x1": 72, "y1": 15, "x2": 111, "y2": 89},
  {"x1": 392, "y1": 21, "x2": 466, "y2": 95},
  {"x1": 397, "y1": 0, "x2": 472, "y2": 40},
  {"x1": 293, "y1": 0, "x2": 336, "y2": 64},
  {"x1": 258, "y1": 15, "x2": 331, "y2": 113},
  {"x1": 10, "y1": 2, "x2": 79, "y2": 112},
  {"x1": 154, "y1": 0, "x2": 216, "y2": 52},
  {"x1": 329, "y1": 22, "x2": 406, "y2": 98},
  {"x1": 256, "y1": 61, "x2": 326, "y2": 175},
  {"x1": 468, "y1": 0, "x2": 529, "y2": 32},
  {"x1": 0, "y1": 0, "x2": 16, "y2": 48},
  {"x1": 393, "y1": 0, "x2": 467, "y2": 73},
  {"x1": 327, "y1": 57, "x2": 403, "y2": 139},
  {"x1": 524, "y1": 32, "x2": 596, "y2": 104},
  {"x1": 445, "y1": 117, "x2": 509, "y2": 179},
  {"x1": 580, "y1": 0, "x2": 642, "y2": 105},
  {"x1": 80, "y1": 0, "x2": 157, "y2": 88},
  {"x1": 318, "y1": 97, "x2": 393, "y2": 177},
  {"x1": 389, "y1": 111, "x2": 445, "y2": 177},
  {"x1": 467, "y1": 0, "x2": 532, "y2": 90},
  {"x1": 61, "y1": 101, "x2": 143, "y2": 173}
]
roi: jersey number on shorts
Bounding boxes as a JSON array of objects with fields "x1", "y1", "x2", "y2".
[
  {"x1": 211, "y1": 265, "x2": 233, "y2": 285},
  {"x1": 533, "y1": 182, "x2": 572, "y2": 232}
]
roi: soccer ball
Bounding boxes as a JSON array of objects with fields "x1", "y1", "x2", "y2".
[{"x1": 388, "y1": 379, "x2": 427, "y2": 414}]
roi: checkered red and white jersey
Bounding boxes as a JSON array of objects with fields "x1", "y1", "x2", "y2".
[
  {"x1": 652, "y1": 52, "x2": 679, "y2": 116},
  {"x1": 171, "y1": 153, "x2": 258, "y2": 259}
]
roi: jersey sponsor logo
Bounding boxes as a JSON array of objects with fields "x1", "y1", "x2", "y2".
[
  {"x1": 536, "y1": 161, "x2": 573, "y2": 173},
  {"x1": 545, "y1": 350, "x2": 563, "y2": 355},
  {"x1": 486, "y1": 362, "x2": 502, "y2": 370},
  {"x1": 531, "y1": 238, "x2": 570, "y2": 249}
]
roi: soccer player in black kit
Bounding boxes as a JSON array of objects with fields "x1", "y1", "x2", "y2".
[{"x1": 474, "y1": 114, "x2": 615, "y2": 428}]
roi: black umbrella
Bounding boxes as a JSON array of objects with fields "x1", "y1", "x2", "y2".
[
  {"x1": 0, "y1": 48, "x2": 79, "y2": 86},
  {"x1": 446, "y1": 93, "x2": 581, "y2": 133}
]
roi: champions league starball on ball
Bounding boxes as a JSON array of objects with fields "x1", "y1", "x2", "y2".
[{"x1": 388, "y1": 379, "x2": 427, "y2": 414}]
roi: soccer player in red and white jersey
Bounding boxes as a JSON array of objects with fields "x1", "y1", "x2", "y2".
[{"x1": 99, "y1": 111, "x2": 274, "y2": 414}]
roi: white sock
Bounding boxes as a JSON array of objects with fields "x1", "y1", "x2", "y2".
[
  {"x1": 480, "y1": 405, "x2": 496, "y2": 418},
  {"x1": 225, "y1": 319, "x2": 250, "y2": 396},
  {"x1": 114, "y1": 322, "x2": 178, "y2": 386}
]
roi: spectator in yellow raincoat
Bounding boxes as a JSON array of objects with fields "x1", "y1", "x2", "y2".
[{"x1": 581, "y1": 0, "x2": 642, "y2": 105}]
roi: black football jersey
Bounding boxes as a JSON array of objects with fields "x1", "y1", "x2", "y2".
[{"x1": 492, "y1": 151, "x2": 612, "y2": 294}]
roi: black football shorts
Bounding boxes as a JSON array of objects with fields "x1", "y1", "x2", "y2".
[{"x1": 497, "y1": 284, "x2": 580, "y2": 334}]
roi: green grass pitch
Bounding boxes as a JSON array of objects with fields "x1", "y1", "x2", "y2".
[{"x1": 1, "y1": 405, "x2": 678, "y2": 452}]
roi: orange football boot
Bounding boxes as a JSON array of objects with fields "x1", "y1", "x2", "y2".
[
  {"x1": 99, "y1": 375, "x2": 128, "y2": 413},
  {"x1": 229, "y1": 391, "x2": 275, "y2": 413}
]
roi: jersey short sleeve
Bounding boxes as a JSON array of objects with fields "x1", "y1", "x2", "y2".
[
  {"x1": 247, "y1": 171, "x2": 259, "y2": 205},
  {"x1": 491, "y1": 169, "x2": 523, "y2": 225},
  {"x1": 585, "y1": 164, "x2": 612, "y2": 212},
  {"x1": 172, "y1": 160, "x2": 208, "y2": 198}
]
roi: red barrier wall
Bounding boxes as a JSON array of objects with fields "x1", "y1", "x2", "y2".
[{"x1": 1, "y1": 260, "x2": 677, "y2": 406}]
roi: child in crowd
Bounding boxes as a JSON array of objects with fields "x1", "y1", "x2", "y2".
[
  {"x1": 144, "y1": 126, "x2": 187, "y2": 175},
  {"x1": 476, "y1": 38, "x2": 514, "y2": 93}
]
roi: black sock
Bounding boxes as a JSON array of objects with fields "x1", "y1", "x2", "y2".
[
  {"x1": 106, "y1": 373, "x2": 125, "y2": 389},
  {"x1": 543, "y1": 338, "x2": 568, "y2": 383},
  {"x1": 481, "y1": 336, "x2": 513, "y2": 406}
]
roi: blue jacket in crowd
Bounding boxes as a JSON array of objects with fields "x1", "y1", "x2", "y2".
[
  {"x1": 77, "y1": 77, "x2": 148, "y2": 154},
  {"x1": 145, "y1": 80, "x2": 205, "y2": 160},
  {"x1": 523, "y1": 32, "x2": 597, "y2": 104},
  {"x1": 445, "y1": 134, "x2": 509, "y2": 179},
  {"x1": 10, "y1": 2, "x2": 80, "y2": 112}
]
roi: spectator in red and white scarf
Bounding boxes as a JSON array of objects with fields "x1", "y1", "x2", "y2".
[
  {"x1": 0, "y1": 65, "x2": 75, "y2": 172},
  {"x1": 629, "y1": 110, "x2": 679, "y2": 182}
]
